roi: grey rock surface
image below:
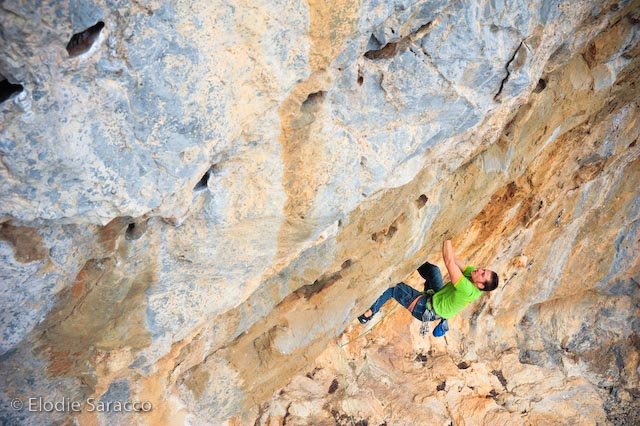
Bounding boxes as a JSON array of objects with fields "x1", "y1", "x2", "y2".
[{"x1": 1, "y1": 0, "x2": 638, "y2": 425}]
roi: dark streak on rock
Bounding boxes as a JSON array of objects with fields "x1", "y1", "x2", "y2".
[{"x1": 494, "y1": 40, "x2": 524, "y2": 101}]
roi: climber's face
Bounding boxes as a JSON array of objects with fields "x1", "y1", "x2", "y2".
[{"x1": 471, "y1": 268, "x2": 492, "y2": 289}]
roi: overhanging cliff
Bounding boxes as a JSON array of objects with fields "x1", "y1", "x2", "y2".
[{"x1": 1, "y1": 1, "x2": 639, "y2": 425}]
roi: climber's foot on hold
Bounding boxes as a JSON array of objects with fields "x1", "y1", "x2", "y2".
[
  {"x1": 433, "y1": 319, "x2": 449, "y2": 337},
  {"x1": 358, "y1": 309, "x2": 373, "y2": 324}
]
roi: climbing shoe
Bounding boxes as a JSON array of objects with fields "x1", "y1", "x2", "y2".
[
  {"x1": 432, "y1": 319, "x2": 449, "y2": 337},
  {"x1": 358, "y1": 312, "x2": 373, "y2": 324}
]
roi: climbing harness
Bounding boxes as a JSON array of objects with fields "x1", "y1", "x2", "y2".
[
  {"x1": 407, "y1": 289, "x2": 438, "y2": 337},
  {"x1": 407, "y1": 293, "x2": 424, "y2": 313}
]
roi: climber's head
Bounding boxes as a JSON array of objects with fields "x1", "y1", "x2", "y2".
[{"x1": 471, "y1": 268, "x2": 499, "y2": 291}]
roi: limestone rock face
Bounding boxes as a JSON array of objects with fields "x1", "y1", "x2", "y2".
[{"x1": 1, "y1": 0, "x2": 638, "y2": 425}]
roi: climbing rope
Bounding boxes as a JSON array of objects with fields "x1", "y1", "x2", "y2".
[
  {"x1": 337, "y1": 304, "x2": 400, "y2": 348},
  {"x1": 336, "y1": 340, "x2": 357, "y2": 426},
  {"x1": 334, "y1": 305, "x2": 401, "y2": 425},
  {"x1": 334, "y1": 303, "x2": 449, "y2": 423}
]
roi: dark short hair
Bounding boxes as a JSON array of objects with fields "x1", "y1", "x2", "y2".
[{"x1": 482, "y1": 271, "x2": 499, "y2": 292}]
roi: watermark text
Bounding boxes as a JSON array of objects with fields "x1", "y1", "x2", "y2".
[{"x1": 9, "y1": 396, "x2": 152, "y2": 413}]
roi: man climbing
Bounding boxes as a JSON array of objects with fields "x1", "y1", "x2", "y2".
[{"x1": 358, "y1": 240, "x2": 499, "y2": 337}]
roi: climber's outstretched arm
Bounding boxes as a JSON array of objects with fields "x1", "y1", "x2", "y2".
[
  {"x1": 442, "y1": 240, "x2": 463, "y2": 286},
  {"x1": 454, "y1": 256, "x2": 467, "y2": 272}
]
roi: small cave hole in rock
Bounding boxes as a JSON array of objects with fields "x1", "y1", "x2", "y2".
[
  {"x1": 126, "y1": 223, "x2": 136, "y2": 239},
  {"x1": 0, "y1": 77, "x2": 24, "y2": 104},
  {"x1": 385, "y1": 225, "x2": 398, "y2": 239},
  {"x1": 194, "y1": 166, "x2": 215, "y2": 191},
  {"x1": 328, "y1": 378, "x2": 339, "y2": 394},
  {"x1": 124, "y1": 222, "x2": 144, "y2": 241},
  {"x1": 415, "y1": 194, "x2": 428, "y2": 209},
  {"x1": 125, "y1": 221, "x2": 147, "y2": 241},
  {"x1": 66, "y1": 21, "x2": 105, "y2": 58},
  {"x1": 300, "y1": 91, "x2": 326, "y2": 113},
  {"x1": 533, "y1": 78, "x2": 547, "y2": 93},
  {"x1": 364, "y1": 41, "x2": 400, "y2": 60}
]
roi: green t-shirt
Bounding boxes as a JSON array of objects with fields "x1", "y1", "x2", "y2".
[{"x1": 432, "y1": 266, "x2": 482, "y2": 319}]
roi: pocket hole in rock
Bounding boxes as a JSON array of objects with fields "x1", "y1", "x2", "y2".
[
  {"x1": 415, "y1": 353, "x2": 428, "y2": 364},
  {"x1": 328, "y1": 379, "x2": 339, "y2": 394},
  {"x1": 125, "y1": 221, "x2": 147, "y2": 241},
  {"x1": 194, "y1": 165, "x2": 216, "y2": 191},
  {"x1": 66, "y1": 21, "x2": 105, "y2": 58},
  {"x1": 0, "y1": 77, "x2": 24, "y2": 104},
  {"x1": 533, "y1": 78, "x2": 547, "y2": 93},
  {"x1": 415, "y1": 194, "x2": 428, "y2": 209},
  {"x1": 385, "y1": 225, "x2": 398, "y2": 239},
  {"x1": 301, "y1": 91, "x2": 326, "y2": 113}
]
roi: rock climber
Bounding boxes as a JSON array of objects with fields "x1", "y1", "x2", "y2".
[{"x1": 358, "y1": 240, "x2": 499, "y2": 337}]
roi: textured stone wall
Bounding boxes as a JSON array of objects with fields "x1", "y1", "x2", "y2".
[{"x1": 0, "y1": 0, "x2": 638, "y2": 425}]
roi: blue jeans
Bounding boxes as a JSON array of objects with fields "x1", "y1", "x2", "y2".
[
  {"x1": 369, "y1": 262, "x2": 444, "y2": 320},
  {"x1": 418, "y1": 261, "x2": 444, "y2": 293}
]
